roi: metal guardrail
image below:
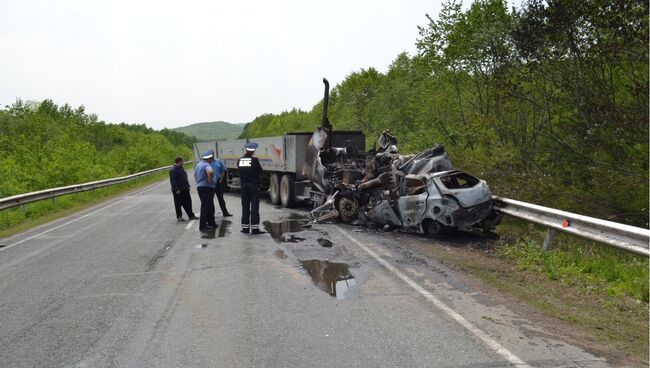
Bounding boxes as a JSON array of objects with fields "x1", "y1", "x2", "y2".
[
  {"x1": 492, "y1": 196, "x2": 650, "y2": 256},
  {"x1": 1, "y1": 169, "x2": 647, "y2": 256},
  {"x1": 0, "y1": 164, "x2": 189, "y2": 211}
]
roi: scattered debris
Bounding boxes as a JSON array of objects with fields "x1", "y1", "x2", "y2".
[{"x1": 305, "y1": 130, "x2": 502, "y2": 235}]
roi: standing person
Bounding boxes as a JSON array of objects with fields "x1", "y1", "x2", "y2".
[
  {"x1": 211, "y1": 156, "x2": 233, "y2": 217},
  {"x1": 169, "y1": 157, "x2": 198, "y2": 222},
  {"x1": 237, "y1": 142, "x2": 265, "y2": 234},
  {"x1": 194, "y1": 150, "x2": 217, "y2": 232}
]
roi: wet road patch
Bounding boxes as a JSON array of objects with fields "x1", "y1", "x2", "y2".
[
  {"x1": 317, "y1": 238, "x2": 334, "y2": 248},
  {"x1": 201, "y1": 229, "x2": 217, "y2": 238},
  {"x1": 284, "y1": 235, "x2": 306, "y2": 243},
  {"x1": 263, "y1": 219, "x2": 311, "y2": 243},
  {"x1": 217, "y1": 220, "x2": 232, "y2": 238},
  {"x1": 299, "y1": 259, "x2": 356, "y2": 299}
]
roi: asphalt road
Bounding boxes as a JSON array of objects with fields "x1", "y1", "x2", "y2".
[{"x1": 0, "y1": 180, "x2": 611, "y2": 368}]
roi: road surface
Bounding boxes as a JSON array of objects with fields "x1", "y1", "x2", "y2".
[{"x1": 0, "y1": 180, "x2": 610, "y2": 367}]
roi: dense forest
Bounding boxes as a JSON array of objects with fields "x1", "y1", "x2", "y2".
[
  {"x1": 240, "y1": 0, "x2": 649, "y2": 227},
  {"x1": 0, "y1": 99, "x2": 194, "y2": 198}
]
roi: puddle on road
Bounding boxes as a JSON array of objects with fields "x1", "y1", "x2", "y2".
[
  {"x1": 201, "y1": 230, "x2": 216, "y2": 239},
  {"x1": 300, "y1": 260, "x2": 356, "y2": 299},
  {"x1": 317, "y1": 238, "x2": 334, "y2": 248},
  {"x1": 263, "y1": 219, "x2": 311, "y2": 243},
  {"x1": 284, "y1": 235, "x2": 306, "y2": 243},
  {"x1": 274, "y1": 249, "x2": 288, "y2": 259},
  {"x1": 285, "y1": 212, "x2": 309, "y2": 220},
  {"x1": 217, "y1": 220, "x2": 232, "y2": 238}
]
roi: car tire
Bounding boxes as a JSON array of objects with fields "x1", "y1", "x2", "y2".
[{"x1": 423, "y1": 219, "x2": 446, "y2": 237}]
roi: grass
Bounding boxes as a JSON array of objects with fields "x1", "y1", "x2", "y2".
[
  {"x1": 0, "y1": 172, "x2": 168, "y2": 239},
  {"x1": 495, "y1": 217, "x2": 649, "y2": 303},
  {"x1": 405, "y1": 215, "x2": 649, "y2": 365},
  {"x1": 484, "y1": 217, "x2": 648, "y2": 365}
]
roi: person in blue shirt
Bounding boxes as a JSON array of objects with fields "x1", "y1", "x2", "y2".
[
  {"x1": 211, "y1": 157, "x2": 233, "y2": 217},
  {"x1": 194, "y1": 150, "x2": 217, "y2": 232}
]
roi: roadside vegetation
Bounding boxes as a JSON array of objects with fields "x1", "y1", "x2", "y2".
[
  {"x1": 432, "y1": 217, "x2": 649, "y2": 364},
  {"x1": 240, "y1": 0, "x2": 648, "y2": 228},
  {"x1": 239, "y1": 0, "x2": 649, "y2": 360},
  {"x1": 0, "y1": 100, "x2": 193, "y2": 232}
]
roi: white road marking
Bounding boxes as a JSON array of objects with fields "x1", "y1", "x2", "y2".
[
  {"x1": 0, "y1": 181, "x2": 166, "y2": 252},
  {"x1": 185, "y1": 220, "x2": 194, "y2": 230},
  {"x1": 335, "y1": 225, "x2": 530, "y2": 368}
]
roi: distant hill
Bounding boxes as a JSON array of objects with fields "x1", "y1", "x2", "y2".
[{"x1": 172, "y1": 121, "x2": 245, "y2": 141}]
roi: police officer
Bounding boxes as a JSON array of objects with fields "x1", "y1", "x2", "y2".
[
  {"x1": 194, "y1": 150, "x2": 217, "y2": 232},
  {"x1": 211, "y1": 155, "x2": 233, "y2": 217},
  {"x1": 237, "y1": 142, "x2": 264, "y2": 234}
]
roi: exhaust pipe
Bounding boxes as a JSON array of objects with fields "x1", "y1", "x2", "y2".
[{"x1": 322, "y1": 78, "x2": 333, "y2": 148}]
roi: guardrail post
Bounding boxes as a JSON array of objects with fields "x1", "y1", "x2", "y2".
[{"x1": 542, "y1": 229, "x2": 556, "y2": 251}]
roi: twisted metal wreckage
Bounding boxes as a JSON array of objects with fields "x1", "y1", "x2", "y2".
[{"x1": 303, "y1": 129, "x2": 502, "y2": 236}]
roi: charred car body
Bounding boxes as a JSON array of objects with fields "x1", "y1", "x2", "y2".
[{"x1": 305, "y1": 80, "x2": 502, "y2": 235}]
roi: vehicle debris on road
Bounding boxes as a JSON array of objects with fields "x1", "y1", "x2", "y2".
[{"x1": 306, "y1": 128, "x2": 502, "y2": 236}]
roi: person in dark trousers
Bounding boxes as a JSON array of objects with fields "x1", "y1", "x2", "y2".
[
  {"x1": 194, "y1": 150, "x2": 217, "y2": 232},
  {"x1": 211, "y1": 156, "x2": 233, "y2": 217},
  {"x1": 169, "y1": 157, "x2": 198, "y2": 222},
  {"x1": 237, "y1": 142, "x2": 265, "y2": 234}
]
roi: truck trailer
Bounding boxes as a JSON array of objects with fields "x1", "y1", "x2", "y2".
[{"x1": 192, "y1": 79, "x2": 366, "y2": 208}]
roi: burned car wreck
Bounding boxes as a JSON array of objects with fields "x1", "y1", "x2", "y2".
[{"x1": 305, "y1": 130, "x2": 502, "y2": 236}]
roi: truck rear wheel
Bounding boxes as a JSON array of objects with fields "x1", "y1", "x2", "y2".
[
  {"x1": 280, "y1": 174, "x2": 295, "y2": 208},
  {"x1": 269, "y1": 173, "x2": 281, "y2": 205}
]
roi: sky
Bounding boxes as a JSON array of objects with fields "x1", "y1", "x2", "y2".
[{"x1": 2, "y1": 1, "x2": 464, "y2": 129}]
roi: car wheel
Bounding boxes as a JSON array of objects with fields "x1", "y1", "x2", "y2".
[{"x1": 423, "y1": 219, "x2": 445, "y2": 237}]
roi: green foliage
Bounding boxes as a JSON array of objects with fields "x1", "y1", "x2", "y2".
[
  {"x1": 239, "y1": 0, "x2": 648, "y2": 228},
  {"x1": 174, "y1": 121, "x2": 245, "y2": 141},
  {"x1": 498, "y1": 235, "x2": 649, "y2": 303},
  {"x1": 0, "y1": 99, "x2": 192, "y2": 230}
]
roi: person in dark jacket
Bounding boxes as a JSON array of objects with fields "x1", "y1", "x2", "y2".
[
  {"x1": 237, "y1": 142, "x2": 264, "y2": 234},
  {"x1": 169, "y1": 157, "x2": 198, "y2": 222}
]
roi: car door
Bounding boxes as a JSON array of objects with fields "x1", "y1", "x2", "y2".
[{"x1": 397, "y1": 176, "x2": 428, "y2": 228}]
